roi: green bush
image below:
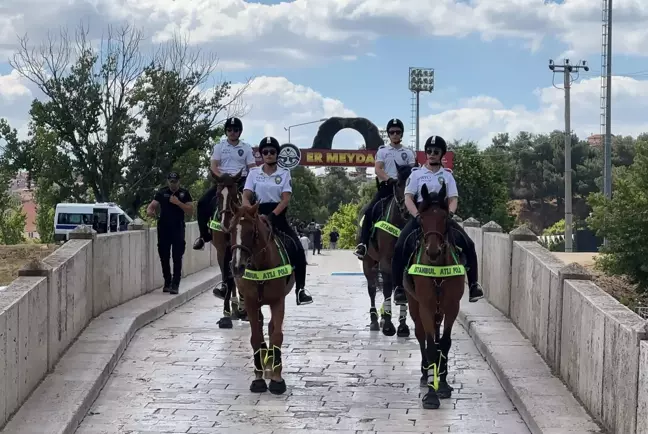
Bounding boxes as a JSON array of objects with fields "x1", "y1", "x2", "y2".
[
  {"x1": 587, "y1": 139, "x2": 648, "y2": 291},
  {"x1": 322, "y1": 202, "x2": 361, "y2": 249}
]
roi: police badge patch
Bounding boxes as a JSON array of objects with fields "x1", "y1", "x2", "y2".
[
  {"x1": 401, "y1": 152, "x2": 407, "y2": 161},
  {"x1": 275, "y1": 176, "x2": 282, "y2": 184},
  {"x1": 238, "y1": 149, "x2": 244, "y2": 157}
]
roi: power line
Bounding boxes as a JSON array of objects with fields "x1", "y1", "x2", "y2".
[{"x1": 549, "y1": 59, "x2": 589, "y2": 253}]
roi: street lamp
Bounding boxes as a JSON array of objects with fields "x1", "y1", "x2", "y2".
[
  {"x1": 408, "y1": 67, "x2": 434, "y2": 151},
  {"x1": 284, "y1": 118, "x2": 328, "y2": 143}
]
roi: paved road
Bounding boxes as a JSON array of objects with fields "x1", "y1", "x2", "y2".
[{"x1": 76, "y1": 251, "x2": 530, "y2": 434}]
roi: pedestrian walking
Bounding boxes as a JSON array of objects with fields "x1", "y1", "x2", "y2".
[
  {"x1": 313, "y1": 225, "x2": 322, "y2": 255},
  {"x1": 329, "y1": 228, "x2": 339, "y2": 249},
  {"x1": 147, "y1": 172, "x2": 194, "y2": 294}
]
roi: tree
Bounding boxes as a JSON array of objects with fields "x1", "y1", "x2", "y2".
[
  {"x1": 288, "y1": 166, "x2": 327, "y2": 222},
  {"x1": 320, "y1": 167, "x2": 360, "y2": 215},
  {"x1": 587, "y1": 138, "x2": 648, "y2": 291},
  {"x1": 7, "y1": 24, "x2": 248, "y2": 216},
  {"x1": 0, "y1": 172, "x2": 26, "y2": 245},
  {"x1": 451, "y1": 142, "x2": 514, "y2": 230},
  {"x1": 322, "y1": 202, "x2": 361, "y2": 249}
]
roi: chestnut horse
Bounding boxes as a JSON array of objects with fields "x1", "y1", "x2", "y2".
[
  {"x1": 402, "y1": 183, "x2": 465, "y2": 410},
  {"x1": 210, "y1": 172, "x2": 246, "y2": 328},
  {"x1": 228, "y1": 203, "x2": 295, "y2": 395},
  {"x1": 361, "y1": 163, "x2": 412, "y2": 336}
]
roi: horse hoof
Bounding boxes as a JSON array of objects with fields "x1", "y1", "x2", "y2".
[
  {"x1": 369, "y1": 321, "x2": 380, "y2": 331},
  {"x1": 382, "y1": 321, "x2": 396, "y2": 337},
  {"x1": 250, "y1": 379, "x2": 267, "y2": 393},
  {"x1": 212, "y1": 287, "x2": 226, "y2": 300},
  {"x1": 438, "y1": 381, "x2": 454, "y2": 399},
  {"x1": 218, "y1": 317, "x2": 233, "y2": 329},
  {"x1": 396, "y1": 324, "x2": 410, "y2": 337},
  {"x1": 269, "y1": 379, "x2": 287, "y2": 395},
  {"x1": 238, "y1": 310, "x2": 249, "y2": 322},
  {"x1": 419, "y1": 375, "x2": 428, "y2": 387},
  {"x1": 422, "y1": 391, "x2": 440, "y2": 409}
]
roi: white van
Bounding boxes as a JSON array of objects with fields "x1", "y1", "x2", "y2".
[{"x1": 54, "y1": 202, "x2": 134, "y2": 242}]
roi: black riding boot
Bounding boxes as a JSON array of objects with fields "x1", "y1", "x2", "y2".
[
  {"x1": 449, "y1": 220, "x2": 484, "y2": 302},
  {"x1": 392, "y1": 218, "x2": 419, "y2": 305}
]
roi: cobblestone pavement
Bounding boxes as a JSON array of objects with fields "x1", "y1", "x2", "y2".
[{"x1": 76, "y1": 251, "x2": 530, "y2": 434}]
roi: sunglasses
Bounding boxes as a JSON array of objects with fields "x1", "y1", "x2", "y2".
[
  {"x1": 388, "y1": 130, "x2": 402, "y2": 135},
  {"x1": 226, "y1": 128, "x2": 241, "y2": 133},
  {"x1": 262, "y1": 149, "x2": 277, "y2": 156},
  {"x1": 425, "y1": 148, "x2": 442, "y2": 155}
]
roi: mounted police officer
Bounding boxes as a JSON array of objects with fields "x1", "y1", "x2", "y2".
[
  {"x1": 354, "y1": 118, "x2": 416, "y2": 258},
  {"x1": 241, "y1": 137, "x2": 313, "y2": 305},
  {"x1": 193, "y1": 117, "x2": 256, "y2": 250},
  {"x1": 390, "y1": 135, "x2": 484, "y2": 305}
]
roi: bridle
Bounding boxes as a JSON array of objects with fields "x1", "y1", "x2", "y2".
[
  {"x1": 216, "y1": 184, "x2": 242, "y2": 232},
  {"x1": 229, "y1": 213, "x2": 274, "y2": 271}
]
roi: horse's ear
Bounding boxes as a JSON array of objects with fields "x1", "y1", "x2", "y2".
[
  {"x1": 439, "y1": 182, "x2": 447, "y2": 202},
  {"x1": 250, "y1": 202, "x2": 260, "y2": 215},
  {"x1": 421, "y1": 183, "x2": 430, "y2": 199}
]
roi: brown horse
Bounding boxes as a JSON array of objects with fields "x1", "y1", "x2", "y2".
[
  {"x1": 210, "y1": 172, "x2": 246, "y2": 328},
  {"x1": 228, "y1": 203, "x2": 295, "y2": 395},
  {"x1": 361, "y1": 163, "x2": 413, "y2": 336},
  {"x1": 403, "y1": 182, "x2": 465, "y2": 410}
]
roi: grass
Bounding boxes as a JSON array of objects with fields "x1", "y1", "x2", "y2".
[{"x1": 0, "y1": 244, "x2": 60, "y2": 286}]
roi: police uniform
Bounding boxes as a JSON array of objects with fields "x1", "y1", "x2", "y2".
[
  {"x1": 243, "y1": 136, "x2": 313, "y2": 305},
  {"x1": 404, "y1": 166, "x2": 458, "y2": 202},
  {"x1": 355, "y1": 144, "x2": 416, "y2": 254},
  {"x1": 195, "y1": 137, "x2": 255, "y2": 245},
  {"x1": 154, "y1": 174, "x2": 193, "y2": 292}
]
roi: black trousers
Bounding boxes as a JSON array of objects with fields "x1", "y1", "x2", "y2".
[
  {"x1": 196, "y1": 176, "x2": 246, "y2": 241},
  {"x1": 259, "y1": 203, "x2": 307, "y2": 289},
  {"x1": 157, "y1": 225, "x2": 186, "y2": 286},
  {"x1": 359, "y1": 181, "x2": 394, "y2": 244},
  {"x1": 391, "y1": 217, "x2": 479, "y2": 287}
]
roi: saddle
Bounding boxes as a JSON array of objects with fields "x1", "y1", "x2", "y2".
[{"x1": 368, "y1": 196, "x2": 401, "y2": 247}]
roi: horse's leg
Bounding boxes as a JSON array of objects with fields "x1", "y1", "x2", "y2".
[
  {"x1": 408, "y1": 297, "x2": 428, "y2": 387},
  {"x1": 384, "y1": 268, "x2": 409, "y2": 338},
  {"x1": 437, "y1": 286, "x2": 462, "y2": 399},
  {"x1": 362, "y1": 257, "x2": 379, "y2": 331},
  {"x1": 417, "y1": 290, "x2": 441, "y2": 409},
  {"x1": 264, "y1": 308, "x2": 274, "y2": 380},
  {"x1": 380, "y1": 267, "x2": 396, "y2": 337},
  {"x1": 215, "y1": 242, "x2": 233, "y2": 329},
  {"x1": 267, "y1": 299, "x2": 287, "y2": 395},
  {"x1": 246, "y1": 299, "x2": 268, "y2": 393}
]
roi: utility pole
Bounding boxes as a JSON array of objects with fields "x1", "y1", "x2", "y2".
[
  {"x1": 603, "y1": 0, "x2": 613, "y2": 201},
  {"x1": 548, "y1": 59, "x2": 589, "y2": 253}
]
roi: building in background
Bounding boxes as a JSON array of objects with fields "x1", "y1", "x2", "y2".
[{"x1": 8, "y1": 171, "x2": 39, "y2": 239}]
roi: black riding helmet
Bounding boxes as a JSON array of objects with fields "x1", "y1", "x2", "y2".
[
  {"x1": 424, "y1": 135, "x2": 447, "y2": 156},
  {"x1": 258, "y1": 136, "x2": 281, "y2": 154},
  {"x1": 386, "y1": 118, "x2": 404, "y2": 132},
  {"x1": 225, "y1": 117, "x2": 243, "y2": 131}
]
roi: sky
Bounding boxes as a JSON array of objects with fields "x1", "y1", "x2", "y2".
[{"x1": 1, "y1": 0, "x2": 648, "y2": 151}]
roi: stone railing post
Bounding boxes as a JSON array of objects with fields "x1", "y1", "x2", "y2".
[
  {"x1": 507, "y1": 225, "x2": 538, "y2": 315},
  {"x1": 127, "y1": 218, "x2": 152, "y2": 293},
  {"x1": 479, "y1": 221, "x2": 503, "y2": 298},
  {"x1": 462, "y1": 217, "x2": 479, "y2": 228}
]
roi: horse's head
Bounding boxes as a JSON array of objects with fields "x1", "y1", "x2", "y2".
[
  {"x1": 228, "y1": 203, "x2": 272, "y2": 278},
  {"x1": 418, "y1": 182, "x2": 449, "y2": 261},
  {"x1": 394, "y1": 163, "x2": 415, "y2": 219},
  {"x1": 214, "y1": 170, "x2": 243, "y2": 232}
]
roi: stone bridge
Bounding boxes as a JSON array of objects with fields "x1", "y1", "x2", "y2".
[{"x1": 0, "y1": 219, "x2": 645, "y2": 433}]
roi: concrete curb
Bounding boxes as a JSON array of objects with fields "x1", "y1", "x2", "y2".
[
  {"x1": 458, "y1": 299, "x2": 605, "y2": 434},
  {"x1": 1, "y1": 268, "x2": 221, "y2": 434}
]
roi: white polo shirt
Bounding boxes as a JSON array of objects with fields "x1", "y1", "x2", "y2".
[
  {"x1": 244, "y1": 167, "x2": 292, "y2": 203},
  {"x1": 376, "y1": 144, "x2": 417, "y2": 179},
  {"x1": 211, "y1": 138, "x2": 255, "y2": 176},
  {"x1": 405, "y1": 166, "x2": 458, "y2": 203}
]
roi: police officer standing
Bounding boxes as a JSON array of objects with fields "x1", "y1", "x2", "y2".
[{"x1": 147, "y1": 172, "x2": 194, "y2": 294}]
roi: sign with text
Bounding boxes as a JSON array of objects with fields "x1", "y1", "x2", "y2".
[{"x1": 253, "y1": 148, "x2": 454, "y2": 169}]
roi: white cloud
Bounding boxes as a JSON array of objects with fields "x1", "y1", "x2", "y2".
[
  {"x1": 0, "y1": 0, "x2": 647, "y2": 68},
  {"x1": 0, "y1": 70, "x2": 30, "y2": 100},
  {"x1": 420, "y1": 76, "x2": 648, "y2": 147},
  {"x1": 230, "y1": 76, "x2": 363, "y2": 149}
]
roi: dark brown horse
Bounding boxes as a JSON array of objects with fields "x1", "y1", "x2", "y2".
[
  {"x1": 361, "y1": 163, "x2": 413, "y2": 336},
  {"x1": 210, "y1": 172, "x2": 246, "y2": 328},
  {"x1": 228, "y1": 203, "x2": 295, "y2": 395},
  {"x1": 402, "y1": 183, "x2": 465, "y2": 410}
]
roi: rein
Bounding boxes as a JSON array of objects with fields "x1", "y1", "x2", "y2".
[{"x1": 230, "y1": 215, "x2": 274, "y2": 269}]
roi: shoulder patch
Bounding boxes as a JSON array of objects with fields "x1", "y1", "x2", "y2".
[{"x1": 378, "y1": 145, "x2": 386, "y2": 149}]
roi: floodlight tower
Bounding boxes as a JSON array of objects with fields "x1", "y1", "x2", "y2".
[
  {"x1": 601, "y1": 0, "x2": 612, "y2": 201},
  {"x1": 408, "y1": 67, "x2": 434, "y2": 151}
]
